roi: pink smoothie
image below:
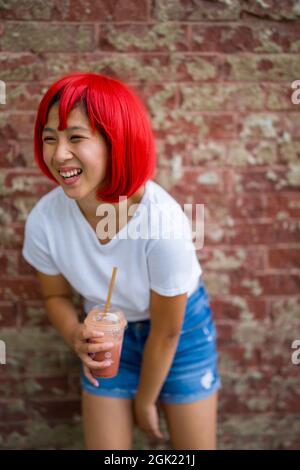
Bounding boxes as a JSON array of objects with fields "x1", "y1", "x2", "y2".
[
  {"x1": 84, "y1": 306, "x2": 127, "y2": 379},
  {"x1": 89, "y1": 337, "x2": 123, "y2": 378}
]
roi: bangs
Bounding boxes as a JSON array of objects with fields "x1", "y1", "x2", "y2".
[{"x1": 41, "y1": 82, "x2": 95, "y2": 133}]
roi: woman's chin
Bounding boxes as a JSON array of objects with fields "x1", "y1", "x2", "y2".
[{"x1": 61, "y1": 185, "x2": 85, "y2": 200}]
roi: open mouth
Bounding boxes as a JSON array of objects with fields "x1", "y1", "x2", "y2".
[
  {"x1": 58, "y1": 168, "x2": 83, "y2": 179},
  {"x1": 57, "y1": 168, "x2": 83, "y2": 186}
]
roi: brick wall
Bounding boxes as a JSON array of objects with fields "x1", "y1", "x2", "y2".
[{"x1": 0, "y1": 0, "x2": 300, "y2": 449}]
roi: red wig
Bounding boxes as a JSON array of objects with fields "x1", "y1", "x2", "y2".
[{"x1": 34, "y1": 72, "x2": 156, "y2": 202}]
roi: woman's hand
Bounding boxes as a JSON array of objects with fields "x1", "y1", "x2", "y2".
[
  {"x1": 70, "y1": 323, "x2": 114, "y2": 387},
  {"x1": 133, "y1": 398, "x2": 167, "y2": 443}
]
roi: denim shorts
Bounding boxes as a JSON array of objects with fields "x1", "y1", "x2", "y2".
[{"x1": 80, "y1": 278, "x2": 221, "y2": 404}]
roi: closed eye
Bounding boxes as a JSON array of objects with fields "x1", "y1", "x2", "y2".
[
  {"x1": 70, "y1": 135, "x2": 85, "y2": 141},
  {"x1": 43, "y1": 135, "x2": 85, "y2": 142}
]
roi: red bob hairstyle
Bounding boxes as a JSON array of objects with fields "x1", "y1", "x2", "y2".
[{"x1": 34, "y1": 72, "x2": 156, "y2": 202}]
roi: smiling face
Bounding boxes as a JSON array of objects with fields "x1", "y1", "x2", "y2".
[{"x1": 42, "y1": 103, "x2": 109, "y2": 202}]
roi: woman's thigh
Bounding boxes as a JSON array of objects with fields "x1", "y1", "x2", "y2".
[
  {"x1": 158, "y1": 317, "x2": 221, "y2": 404},
  {"x1": 159, "y1": 391, "x2": 218, "y2": 450},
  {"x1": 81, "y1": 391, "x2": 135, "y2": 450}
]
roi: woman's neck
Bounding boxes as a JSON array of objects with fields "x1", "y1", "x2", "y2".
[{"x1": 77, "y1": 185, "x2": 146, "y2": 226}]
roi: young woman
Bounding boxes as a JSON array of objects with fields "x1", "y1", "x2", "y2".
[{"x1": 22, "y1": 72, "x2": 221, "y2": 450}]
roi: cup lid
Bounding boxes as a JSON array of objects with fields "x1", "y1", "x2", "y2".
[{"x1": 85, "y1": 305, "x2": 127, "y2": 330}]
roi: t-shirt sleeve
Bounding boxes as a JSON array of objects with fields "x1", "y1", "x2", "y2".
[
  {"x1": 22, "y1": 206, "x2": 60, "y2": 275},
  {"x1": 146, "y1": 211, "x2": 200, "y2": 296}
]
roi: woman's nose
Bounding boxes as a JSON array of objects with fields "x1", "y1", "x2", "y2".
[{"x1": 53, "y1": 142, "x2": 74, "y2": 163}]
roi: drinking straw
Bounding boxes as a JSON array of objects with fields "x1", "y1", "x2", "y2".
[{"x1": 104, "y1": 266, "x2": 118, "y2": 315}]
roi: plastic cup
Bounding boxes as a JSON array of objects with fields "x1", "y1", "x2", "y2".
[{"x1": 84, "y1": 304, "x2": 127, "y2": 378}]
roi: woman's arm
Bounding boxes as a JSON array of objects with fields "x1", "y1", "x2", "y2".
[
  {"x1": 36, "y1": 271, "x2": 113, "y2": 386},
  {"x1": 36, "y1": 270, "x2": 80, "y2": 347},
  {"x1": 135, "y1": 289, "x2": 187, "y2": 404}
]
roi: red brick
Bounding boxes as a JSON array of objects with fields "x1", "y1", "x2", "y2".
[
  {"x1": 226, "y1": 220, "x2": 300, "y2": 245},
  {"x1": 220, "y1": 366, "x2": 277, "y2": 413},
  {"x1": 0, "y1": 139, "x2": 26, "y2": 168},
  {"x1": 267, "y1": 296, "x2": 300, "y2": 323},
  {"x1": 69, "y1": 0, "x2": 148, "y2": 21},
  {"x1": 191, "y1": 23, "x2": 300, "y2": 53},
  {"x1": 0, "y1": 224, "x2": 25, "y2": 249},
  {"x1": 0, "y1": 138, "x2": 36, "y2": 169},
  {"x1": 18, "y1": 301, "x2": 50, "y2": 328},
  {"x1": 12, "y1": 195, "x2": 40, "y2": 223},
  {"x1": 0, "y1": 251, "x2": 18, "y2": 276},
  {"x1": 155, "y1": 113, "x2": 236, "y2": 143},
  {"x1": 238, "y1": 113, "x2": 300, "y2": 140},
  {"x1": 217, "y1": 342, "x2": 266, "y2": 368},
  {"x1": 0, "y1": 424, "x2": 27, "y2": 448},
  {"x1": 227, "y1": 139, "x2": 278, "y2": 166},
  {"x1": 229, "y1": 193, "x2": 268, "y2": 219},
  {"x1": 99, "y1": 23, "x2": 188, "y2": 52},
  {"x1": 205, "y1": 114, "x2": 237, "y2": 139},
  {"x1": 0, "y1": 252, "x2": 8, "y2": 275},
  {"x1": 230, "y1": 192, "x2": 300, "y2": 219},
  {"x1": 152, "y1": 0, "x2": 240, "y2": 21},
  {"x1": 133, "y1": 82, "x2": 178, "y2": 110},
  {"x1": 274, "y1": 436, "x2": 300, "y2": 451},
  {"x1": 197, "y1": 194, "x2": 230, "y2": 225},
  {"x1": 0, "y1": 198, "x2": 18, "y2": 224},
  {"x1": 6, "y1": 82, "x2": 46, "y2": 111},
  {"x1": 27, "y1": 398, "x2": 80, "y2": 421},
  {"x1": 0, "y1": 303, "x2": 17, "y2": 327},
  {"x1": 1, "y1": 23, "x2": 95, "y2": 53},
  {"x1": 0, "y1": 53, "x2": 46, "y2": 81},
  {"x1": 203, "y1": 246, "x2": 266, "y2": 271},
  {"x1": 240, "y1": 0, "x2": 300, "y2": 20},
  {"x1": 68, "y1": 375, "x2": 82, "y2": 395},
  {"x1": 231, "y1": 272, "x2": 300, "y2": 296},
  {"x1": 278, "y1": 141, "x2": 300, "y2": 164},
  {"x1": 191, "y1": 25, "x2": 259, "y2": 53},
  {"x1": 223, "y1": 55, "x2": 300, "y2": 81},
  {"x1": 268, "y1": 248, "x2": 300, "y2": 269},
  {"x1": 232, "y1": 168, "x2": 300, "y2": 193},
  {"x1": 214, "y1": 319, "x2": 234, "y2": 342},
  {"x1": 204, "y1": 224, "x2": 227, "y2": 246},
  {"x1": 24, "y1": 350, "x2": 79, "y2": 377},
  {"x1": 266, "y1": 83, "x2": 297, "y2": 111},
  {"x1": 0, "y1": 139, "x2": 35, "y2": 169},
  {"x1": 0, "y1": 112, "x2": 35, "y2": 140},
  {"x1": 156, "y1": 168, "x2": 230, "y2": 207},
  {"x1": 31, "y1": 376, "x2": 69, "y2": 398},
  {"x1": 0, "y1": 399, "x2": 27, "y2": 421},
  {"x1": 265, "y1": 193, "x2": 300, "y2": 218},
  {"x1": 0, "y1": 376, "x2": 63, "y2": 398},
  {"x1": 212, "y1": 297, "x2": 267, "y2": 321},
  {"x1": 42, "y1": 52, "x2": 220, "y2": 83},
  {"x1": 2, "y1": 171, "x2": 56, "y2": 197},
  {"x1": 0, "y1": 0, "x2": 148, "y2": 21},
  {"x1": 274, "y1": 366, "x2": 300, "y2": 413},
  {"x1": 0, "y1": 278, "x2": 41, "y2": 301},
  {"x1": 222, "y1": 84, "x2": 266, "y2": 111}
]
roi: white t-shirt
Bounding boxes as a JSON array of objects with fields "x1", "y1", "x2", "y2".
[{"x1": 22, "y1": 180, "x2": 202, "y2": 321}]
